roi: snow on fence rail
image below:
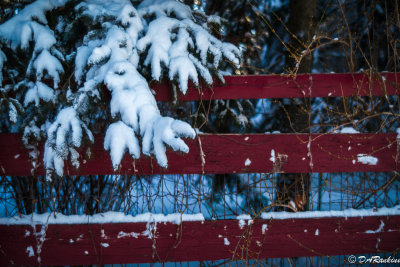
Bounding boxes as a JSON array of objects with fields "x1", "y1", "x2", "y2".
[{"x1": 1, "y1": 207, "x2": 400, "y2": 265}]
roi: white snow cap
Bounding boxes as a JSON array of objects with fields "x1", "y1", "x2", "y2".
[
  {"x1": 340, "y1": 127, "x2": 360, "y2": 134},
  {"x1": 357, "y1": 154, "x2": 378, "y2": 165}
]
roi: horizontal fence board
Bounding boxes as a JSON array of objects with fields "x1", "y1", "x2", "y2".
[
  {"x1": 152, "y1": 73, "x2": 400, "y2": 101},
  {"x1": 2, "y1": 73, "x2": 399, "y2": 101},
  {"x1": 0, "y1": 133, "x2": 398, "y2": 176},
  {"x1": 0, "y1": 215, "x2": 399, "y2": 265}
]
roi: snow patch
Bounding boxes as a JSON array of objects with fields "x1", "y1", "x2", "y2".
[
  {"x1": 357, "y1": 154, "x2": 378, "y2": 165},
  {"x1": 269, "y1": 149, "x2": 276, "y2": 163},
  {"x1": 237, "y1": 214, "x2": 251, "y2": 229},
  {"x1": 244, "y1": 158, "x2": 251, "y2": 166},
  {"x1": 365, "y1": 220, "x2": 385, "y2": 234},
  {"x1": 262, "y1": 224, "x2": 268, "y2": 234},
  {"x1": 26, "y1": 246, "x2": 34, "y2": 257},
  {"x1": 117, "y1": 231, "x2": 139, "y2": 239},
  {"x1": 340, "y1": 127, "x2": 359, "y2": 134},
  {"x1": 224, "y1": 238, "x2": 230, "y2": 246}
]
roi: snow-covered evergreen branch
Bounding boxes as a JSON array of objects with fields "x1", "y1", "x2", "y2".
[{"x1": 0, "y1": 0, "x2": 240, "y2": 177}]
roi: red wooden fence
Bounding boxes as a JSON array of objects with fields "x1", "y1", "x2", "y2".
[
  {"x1": 152, "y1": 72, "x2": 399, "y2": 101},
  {"x1": 0, "y1": 133, "x2": 398, "y2": 176},
  {"x1": 0, "y1": 73, "x2": 399, "y2": 265},
  {"x1": 1, "y1": 214, "x2": 399, "y2": 265}
]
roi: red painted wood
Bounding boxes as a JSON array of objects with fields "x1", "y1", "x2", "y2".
[
  {"x1": 0, "y1": 133, "x2": 398, "y2": 176},
  {"x1": 2, "y1": 73, "x2": 399, "y2": 101},
  {"x1": 151, "y1": 73, "x2": 400, "y2": 101},
  {"x1": 0, "y1": 215, "x2": 399, "y2": 265}
]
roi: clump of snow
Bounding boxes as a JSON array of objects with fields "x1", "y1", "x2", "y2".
[
  {"x1": 262, "y1": 224, "x2": 268, "y2": 234},
  {"x1": 44, "y1": 107, "x2": 94, "y2": 176},
  {"x1": 340, "y1": 127, "x2": 360, "y2": 134},
  {"x1": 224, "y1": 237, "x2": 230, "y2": 246},
  {"x1": 32, "y1": 50, "x2": 64, "y2": 88},
  {"x1": 269, "y1": 149, "x2": 276, "y2": 163},
  {"x1": 117, "y1": 231, "x2": 139, "y2": 239},
  {"x1": 357, "y1": 154, "x2": 378, "y2": 165},
  {"x1": 26, "y1": 246, "x2": 34, "y2": 257},
  {"x1": 104, "y1": 121, "x2": 140, "y2": 170},
  {"x1": 0, "y1": 0, "x2": 66, "y2": 50},
  {"x1": 24, "y1": 82, "x2": 55, "y2": 107},
  {"x1": 237, "y1": 214, "x2": 254, "y2": 229},
  {"x1": 244, "y1": 158, "x2": 251, "y2": 166},
  {"x1": 237, "y1": 214, "x2": 251, "y2": 229},
  {"x1": 315, "y1": 229, "x2": 319, "y2": 236}
]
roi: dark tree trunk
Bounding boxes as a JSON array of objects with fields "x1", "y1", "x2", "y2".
[
  {"x1": 277, "y1": 0, "x2": 318, "y2": 213},
  {"x1": 285, "y1": 0, "x2": 318, "y2": 73}
]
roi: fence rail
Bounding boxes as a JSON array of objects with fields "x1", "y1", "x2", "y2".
[
  {"x1": 0, "y1": 133, "x2": 398, "y2": 175},
  {"x1": 153, "y1": 72, "x2": 399, "y2": 101},
  {"x1": 0, "y1": 73, "x2": 399, "y2": 266},
  {"x1": 1, "y1": 214, "x2": 399, "y2": 265}
]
